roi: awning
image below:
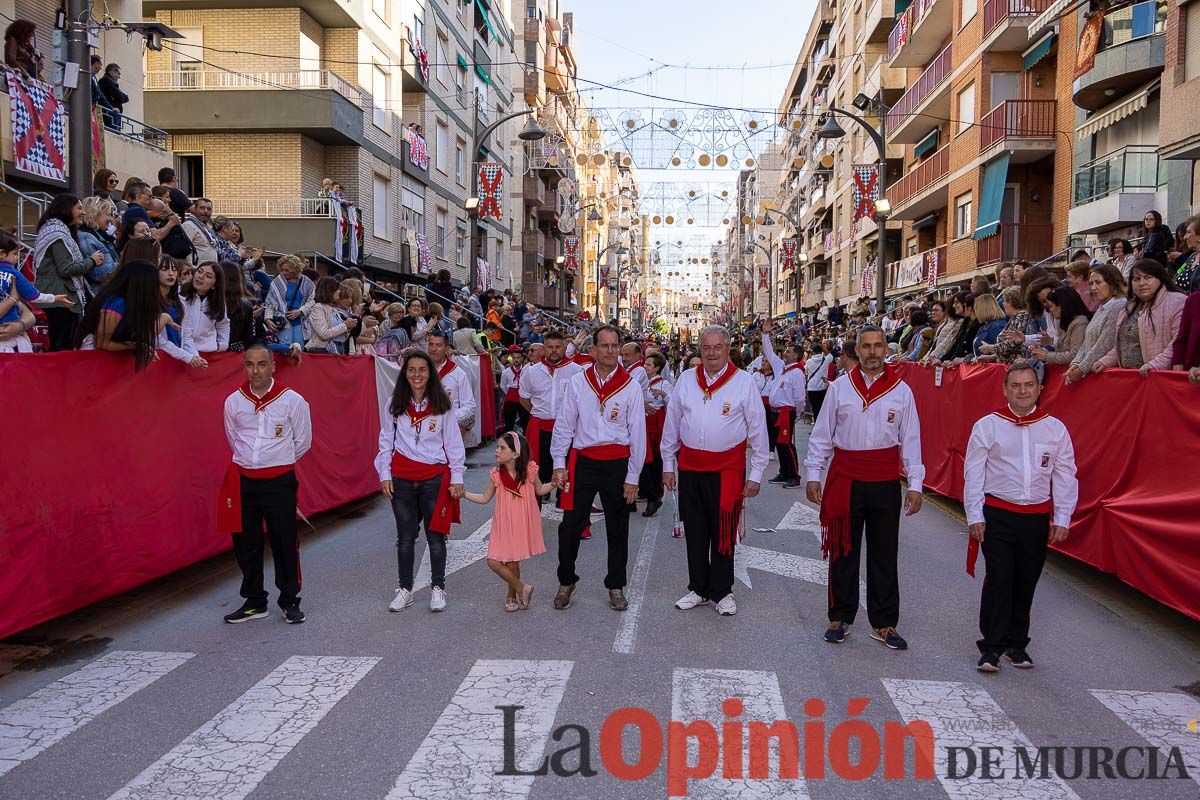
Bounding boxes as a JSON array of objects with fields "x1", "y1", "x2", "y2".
[
  {"x1": 475, "y1": 0, "x2": 497, "y2": 41},
  {"x1": 1076, "y1": 80, "x2": 1159, "y2": 140},
  {"x1": 973, "y1": 152, "x2": 1011, "y2": 240},
  {"x1": 913, "y1": 212, "x2": 938, "y2": 230},
  {"x1": 456, "y1": 54, "x2": 469, "y2": 70},
  {"x1": 1027, "y1": 0, "x2": 1069, "y2": 40},
  {"x1": 914, "y1": 130, "x2": 939, "y2": 158},
  {"x1": 475, "y1": 65, "x2": 491, "y2": 84},
  {"x1": 895, "y1": 0, "x2": 913, "y2": 13},
  {"x1": 1023, "y1": 32, "x2": 1056, "y2": 71}
]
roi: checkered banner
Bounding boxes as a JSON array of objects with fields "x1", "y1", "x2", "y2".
[
  {"x1": 852, "y1": 165, "x2": 878, "y2": 222},
  {"x1": 758, "y1": 264, "x2": 769, "y2": 290},
  {"x1": 406, "y1": 128, "x2": 429, "y2": 170},
  {"x1": 7, "y1": 70, "x2": 65, "y2": 182},
  {"x1": 861, "y1": 257, "x2": 875, "y2": 296},
  {"x1": 600, "y1": 260, "x2": 611, "y2": 288},
  {"x1": 478, "y1": 162, "x2": 504, "y2": 220},
  {"x1": 562, "y1": 235, "x2": 580, "y2": 272},
  {"x1": 927, "y1": 247, "x2": 939, "y2": 291},
  {"x1": 780, "y1": 237, "x2": 798, "y2": 271}
]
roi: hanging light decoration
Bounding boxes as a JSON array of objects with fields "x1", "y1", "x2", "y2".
[
  {"x1": 698, "y1": 154, "x2": 712, "y2": 166},
  {"x1": 716, "y1": 154, "x2": 729, "y2": 167}
]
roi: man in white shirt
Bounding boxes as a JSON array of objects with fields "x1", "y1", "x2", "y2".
[
  {"x1": 219, "y1": 342, "x2": 313, "y2": 625},
  {"x1": 760, "y1": 320, "x2": 805, "y2": 488},
  {"x1": 520, "y1": 330, "x2": 586, "y2": 491},
  {"x1": 639, "y1": 352, "x2": 671, "y2": 517},
  {"x1": 805, "y1": 325, "x2": 924, "y2": 651},
  {"x1": 181, "y1": 197, "x2": 219, "y2": 265},
  {"x1": 499, "y1": 345, "x2": 528, "y2": 435},
  {"x1": 428, "y1": 331, "x2": 475, "y2": 432},
  {"x1": 550, "y1": 326, "x2": 647, "y2": 611},
  {"x1": 964, "y1": 361, "x2": 1077, "y2": 673},
  {"x1": 663, "y1": 325, "x2": 769, "y2": 616}
]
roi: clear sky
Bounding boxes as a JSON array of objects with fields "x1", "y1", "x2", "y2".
[{"x1": 564, "y1": 0, "x2": 817, "y2": 285}]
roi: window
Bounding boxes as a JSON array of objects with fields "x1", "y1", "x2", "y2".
[
  {"x1": 436, "y1": 209, "x2": 447, "y2": 258},
  {"x1": 956, "y1": 82, "x2": 975, "y2": 135},
  {"x1": 373, "y1": 175, "x2": 391, "y2": 240},
  {"x1": 412, "y1": 14, "x2": 424, "y2": 44},
  {"x1": 961, "y1": 0, "x2": 977, "y2": 26},
  {"x1": 372, "y1": 64, "x2": 389, "y2": 129},
  {"x1": 906, "y1": 236, "x2": 918, "y2": 256},
  {"x1": 850, "y1": 254, "x2": 858, "y2": 278},
  {"x1": 1187, "y1": 3, "x2": 1200, "y2": 82},
  {"x1": 457, "y1": 0, "x2": 468, "y2": 18},
  {"x1": 373, "y1": 0, "x2": 389, "y2": 25},
  {"x1": 436, "y1": 34, "x2": 449, "y2": 85},
  {"x1": 455, "y1": 63, "x2": 467, "y2": 104},
  {"x1": 954, "y1": 192, "x2": 973, "y2": 239},
  {"x1": 435, "y1": 122, "x2": 448, "y2": 173},
  {"x1": 455, "y1": 140, "x2": 465, "y2": 185},
  {"x1": 457, "y1": 220, "x2": 468, "y2": 267},
  {"x1": 402, "y1": 176, "x2": 425, "y2": 233}
]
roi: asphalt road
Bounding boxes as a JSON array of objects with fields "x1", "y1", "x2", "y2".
[{"x1": 2, "y1": 425, "x2": 1198, "y2": 800}]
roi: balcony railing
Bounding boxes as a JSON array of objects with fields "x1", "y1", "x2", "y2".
[
  {"x1": 145, "y1": 69, "x2": 363, "y2": 108},
  {"x1": 976, "y1": 222, "x2": 1054, "y2": 265},
  {"x1": 1072, "y1": 145, "x2": 1164, "y2": 206},
  {"x1": 888, "y1": 0, "x2": 941, "y2": 60},
  {"x1": 982, "y1": 0, "x2": 1053, "y2": 36},
  {"x1": 980, "y1": 99, "x2": 1056, "y2": 150},
  {"x1": 886, "y1": 45, "x2": 951, "y2": 131},
  {"x1": 890, "y1": 143, "x2": 950, "y2": 207},
  {"x1": 206, "y1": 198, "x2": 339, "y2": 219},
  {"x1": 102, "y1": 113, "x2": 168, "y2": 152},
  {"x1": 1097, "y1": 1, "x2": 1166, "y2": 54}
]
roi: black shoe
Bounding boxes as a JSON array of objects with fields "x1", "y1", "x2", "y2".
[
  {"x1": 768, "y1": 476, "x2": 789, "y2": 484},
  {"x1": 553, "y1": 583, "x2": 576, "y2": 610},
  {"x1": 609, "y1": 588, "x2": 629, "y2": 611},
  {"x1": 642, "y1": 499, "x2": 662, "y2": 517},
  {"x1": 626, "y1": 503, "x2": 637, "y2": 513},
  {"x1": 224, "y1": 601, "x2": 269, "y2": 624},
  {"x1": 783, "y1": 479, "x2": 803, "y2": 489},
  {"x1": 824, "y1": 622, "x2": 847, "y2": 643},
  {"x1": 1004, "y1": 649, "x2": 1034, "y2": 669},
  {"x1": 283, "y1": 605, "x2": 306, "y2": 624},
  {"x1": 870, "y1": 626, "x2": 908, "y2": 650},
  {"x1": 977, "y1": 652, "x2": 1001, "y2": 673}
]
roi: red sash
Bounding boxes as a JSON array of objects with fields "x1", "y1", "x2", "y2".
[
  {"x1": 237, "y1": 380, "x2": 290, "y2": 413},
  {"x1": 437, "y1": 359, "x2": 458, "y2": 380},
  {"x1": 504, "y1": 367, "x2": 522, "y2": 403},
  {"x1": 774, "y1": 406, "x2": 795, "y2": 444},
  {"x1": 847, "y1": 365, "x2": 903, "y2": 410},
  {"x1": 217, "y1": 463, "x2": 294, "y2": 535},
  {"x1": 390, "y1": 452, "x2": 461, "y2": 534},
  {"x1": 695, "y1": 362, "x2": 737, "y2": 400},
  {"x1": 967, "y1": 496, "x2": 1053, "y2": 576},
  {"x1": 561, "y1": 444, "x2": 630, "y2": 511},
  {"x1": 678, "y1": 442, "x2": 747, "y2": 555},
  {"x1": 819, "y1": 446, "x2": 901, "y2": 560},
  {"x1": 526, "y1": 416, "x2": 555, "y2": 456},
  {"x1": 584, "y1": 363, "x2": 632, "y2": 411},
  {"x1": 989, "y1": 406, "x2": 1049, "y2": 426}
]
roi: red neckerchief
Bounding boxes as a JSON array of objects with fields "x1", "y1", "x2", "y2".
[
  {"x1": 406, "y1": 400, "x2": 433, "y2": 428},
  {"x1": 649, "y1": 375, "x2": 664, "y2": 388},
  {"x1": 437, "y1": 359, "x2": 457, "y2": 380},
  {"x1": 511, "y1": 364, "x2": 522, "y2": 382},
  {"x1": 584, "y1": 363, "x2": 632, "y2": 411},
  {"x1": 544, "y1": 357, "x2": 567, "y2": 376},
  {"x1": 695, "y1": 362, "x2": 737, "y2": 401},
  {"x1": 497, "y1": 465, "x2": 524, "y2": 497},
  {"x1": 848, "y1": 365, "x2": 902, "y2": 411},
  {"x1": 239, "y1": 380, "x2": 289, "y2": 413},
  {"x1": 571, "y1": 353, "x2": 594, "y2": 366},
  {"x1": 990, "y1": 405, "x2": 1049, "y2": 426},
  {"x1": 783, "y1": 362, "x2": 804, "y2": 374},
  {"x1": 627, "y1": 359, "x2": 645, "y2": 372}
]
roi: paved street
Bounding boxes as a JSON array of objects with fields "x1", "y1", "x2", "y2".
[{"x1": 2, "y1": 426, "x2": 1199, "y2": 800}]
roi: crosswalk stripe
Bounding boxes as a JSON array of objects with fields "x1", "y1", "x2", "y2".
[
  {"x1": 778, "y1": 502, "x2": 821, "y2": 536},
  {"x1": 1090, "y1": 689, "x2": 1200, "y2": 786},
  {"x1": 883, "y1": 679, "x2": 1081, "y2": 799},
  {"x1": 385, "y1": 659, "x2": 573, "y2": 799},
  {"x1": 0, "y1": 650, "x2": 194, "y2": 778},
  {"x1": 671, "y1": 668, "x2": 811, "y2": 799},
  {"x1": 414, "y1": 520, "x2": 492, "y2": 592},
  {"x1": 107, "y1": 655, "x2": 379, "y2": 800},
  {"x1": 613, "y1": 510, "x2": 662, "y2": 655}
]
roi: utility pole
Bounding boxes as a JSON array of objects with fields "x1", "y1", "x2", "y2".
[{"x1": 67, "y1": 0, "x2": 93, "y2": 198}]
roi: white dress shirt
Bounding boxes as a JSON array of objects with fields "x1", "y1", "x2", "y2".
[
  {"x1": 661, "y1": 365, "x2": 770, "y2": 484},
  {"x1": 647, "y1": 374, "x2": 670, "y2": 412},
  {"x1": 550, "y1": 365, "x2": 647, "y2": 484},
  {"x1": 761, "y1": 334, "x2": 804, "y2": 408},
  {"x1": 374, "y1": 398, "x2": 467, "y2": 483},
  {"x1": 499, "y1": 365, "x2": 520, "y2": 395},
  {"x1": 804, "y1": 370, "x2": 925, "y2": 492},
  {"x1": 963, "y1": 408, "x2": 1078, "y2": 529},
  {"x1": 805, "y1": 352, "x2": 834, "y2": 392},
  {"x1": 518, "y1": 357, "x2": 585, "y2": 419},
  {"x1": 182, "y1": 294, "x2": 230, "y2": 354},
  {"x1": 223, "y1": 381, "x2": 312, "y2": 469},
  {"x1": 626, "y1": 361, "x2": 652, "y2": 403},
  {"x1": 435, "y1": 358, "x2": 476, "y2": 426},
  {"x1": 753, "y1": 371, "x2": 777, "y2": 400}
]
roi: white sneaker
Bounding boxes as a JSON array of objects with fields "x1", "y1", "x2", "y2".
[
  {"x1": 675, "y1": 591, "x2": 710, "y2": 610},
  {"x1": 715, "y1": 594, "x2": 737, "y2": 616},
  {"x1": 388, "y1": 588, "x2": 413, "y2": 612},
  {"x1": 430, "y1": 587, "x2": 447, "y2": 612}
]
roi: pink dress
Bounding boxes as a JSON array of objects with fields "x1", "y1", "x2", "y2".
[{"x1": 487, "y1": 462, "x2": 547, "y2": 561}]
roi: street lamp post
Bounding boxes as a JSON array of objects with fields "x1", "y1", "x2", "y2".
[
  {"x1": 595, "y1": 241, "x2": 627, "y2": 321},
  {"x1": 744, "y1": 240, "x2": 774, "y2": 319}
]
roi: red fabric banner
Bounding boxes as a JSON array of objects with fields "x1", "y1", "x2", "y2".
[
  {"x1": 897, "y1": 363, "x2": 1200, "y2": 622},
  {"x1": 478, "y1": 352, "x2": 497, "y2": 438},
  {"x1": 0, "y1": 351, "x2": 382, "y2": 639}
]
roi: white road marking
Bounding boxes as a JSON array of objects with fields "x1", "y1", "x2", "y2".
[
  {"x1": 0, "y1": 651, "x2": 194, "y2": 777},
  {"x1": 777, "y1": 502, "x2": 822, "y2": 539},
  {"x1": 107, "y1": 655, "x2": 379, "y2": 800},
  {"x1": 613, "y1": 511, "x2": 661, "y2": 655},
  {"x1": 540, "y1": 504, "x2": 603, "y2": 523},
  {"x1": 883, "y1": 679, "x2": 1081, "y2": 800},
  {"x1": 414, "y1": 520, "x2": 491, "y2": 592},
  {"x1": 671, "y1": 668, "x2": 811, "y2": 799},
  {"x1": 734, "y1": 544, "x2": 866, "y2": 608},
  {"x1": 385, "y1": 659, "x2": 573, "y2": 799},
  {"x1": 1090, "y1": 689, "x2": 1200, "y2": 786}
]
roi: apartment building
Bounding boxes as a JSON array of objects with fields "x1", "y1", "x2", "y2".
[
  {"x1": 1159, "y1": 0, "x2": 1200, "y2": 205},
  {"x1": 143, "y1": 0, "x2": 514, "y2": 289}
]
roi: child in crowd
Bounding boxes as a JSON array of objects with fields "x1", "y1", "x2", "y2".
[
  {"x1": 463, "y1": 431, "x2": 551, "y2": 612},
  {"x1": 0, "y1": 231, "x2": 70, "y2": 352}
]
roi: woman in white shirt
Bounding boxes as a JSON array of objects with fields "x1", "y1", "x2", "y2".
[{"x1": 180, "y1": 261, "x2": 229, "y2": 354}]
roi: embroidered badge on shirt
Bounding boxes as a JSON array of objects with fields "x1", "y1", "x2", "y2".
[
  {"x1": 609, "y1": 404, "x2": 620, "y2": 421},
  {"x1": 429, "y1": 420, "x2": 438, "y2": 433},
  {"x1": 1041, "y1": 452, "x2": 1051, "y2": 468},
  {"x1": 887, "y1": 409, "x2": 896, "y2": 423},
  {"x1": 722, "y1": 402, "x2": 731, "y2": 416},
  {"x1": 274, "y1": 423, "x2": 285, "y2": 438}
]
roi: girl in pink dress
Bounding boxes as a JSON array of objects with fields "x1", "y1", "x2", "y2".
[{"x1": 463, "y1": 431, "x2": 552, "y2": 611}]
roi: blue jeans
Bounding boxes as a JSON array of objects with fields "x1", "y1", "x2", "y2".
[
  {"x1": 279, "y1": 321, "x2": 305, "y2": 347},
  {"x1": 391, "y1": 477, "x2": 447, "y2": 590}
]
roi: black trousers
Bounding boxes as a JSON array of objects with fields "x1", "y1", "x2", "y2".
[
  {"x1": 502, "y1": 400, "x2": 530, "y2": 436},
  {"x1": 763, "y1": 404, "x2": 777, "y2": 450},
  {"x1": 773, "y1": 412, "x2": 798, "y2": 480},
  {"x1": 231, "y1": 471, "x2": 301, "y2": 608},
  {"x1": 557, "y1": 456, "x2": 630, "y2": 589},
  {"x1": 828, "y1": 479, "x2": 901, "y2": 628},
  {"x1": 808, "y1": 389, "x2": 828, "y2": 421},
  {"x1": 978, "y1": 505, "x2": 1050, "y2": 654},
  {"x1": 679, "y1": 470, "x2": 734, "y2": 601},
  {"x1": 44, "y1": 307, "x2": 78, "y2": 352},
  {"x1": 638, "y1": 444, "x2": 663, "y2": 502},
  {"x1": 535, "y1": 425, "x2": 554, "y2": 506}
]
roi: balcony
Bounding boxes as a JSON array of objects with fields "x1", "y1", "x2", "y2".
[
  {"x1": 402, "y1": 133, "x2": 429, "y2": 183},
  {"x1": 889, "y1": 143, "x2": 950, "y2": 219},
  {"x1": 1072, "y1": 1, "x2": 1165, "y2": 111},
  {"x1": 401, "y1": 33, "x2": 430, "y2": 93},
  {"x1": 887, "y1": 244, "x2": 946, "y2": 293},
  {"x1": 1069, "y1": 145, "x2": 1165, "y2": 235},
  {"x1": 144, "y1": 69, "x2": 364, "y2": 145},
  {"x1": 142, "y1": 0, "x2": 355, "y2": 26},
  {"x1": 888, "y1": 0, "x2": 952, "y2": 68},
  {"x1": 207, "y1": 198, "x2": 341, "y2": 259},
  {"x1": 976, "y1": 223, "x2": 1054, "y2": 266},
  {"x1": 979, "y1": 100, "x2": 1056, "y2": 159},
  {"x1": 886, "y1": 45, "x2": 952, "y2": 143},
  {"x1": 522, "y1": 231, "x2": 545, "y2": 260},
  {"x1": 982, "y1": 0, "x2": 1054, "y2": 50},
  {"x1": 862, "y1": 0, "x2": 896, "y2": 45},
  {"x1": 544, "y1": 235, "x2": 560, "y2": 262},
  {"x1": 523, "y1": 175, "x2": 547, "y2": 207},
  {"x1": 100, "y1": 114, "x2": 171, "y2": 183}
]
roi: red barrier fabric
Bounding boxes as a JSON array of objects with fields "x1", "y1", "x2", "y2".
[
  {"x1": 479, "y1": 353, "x2": 497, "y2": 438},
  {"x1": 0, "y1": 351, "x2": 382, "y2": 639},
  {"x1": 897, "y1": 363, "x2": 1200, "y2": 622}
]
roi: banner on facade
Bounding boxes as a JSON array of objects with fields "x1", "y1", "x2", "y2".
[
  {"x1": 780, "y1": 237, "x2": 798, "y2": 271},
  {"x1": 927, "y1": 247, "x2": 939, "y2": 291},
  {"x1": 599, "y1": 261, "x2": 611, "y2": 288},
  {"x1": 895, "y1": 253, "x2": 924, "y2": 287},
  {"x1": 758, "y1": 264, "x2": 768, "y2": 289},
  {"x1": 556, "y1": 178, "x2": 577, "y2": 234},
  {"x1": 562, "y1": 235, "x2": 580, "y2": 272},
  {"x1": 477, "y1": 257, "x2": 492, "y2": 290},
  {"x1": 1074, "y1": 14, "x2": 1104, "y2": 80},
  {"x1": 7, "y1": 70, "x2": 65, "y2": 182},
  {"x1": 852, "y1": 165, "x2": 879, "y2": 222},
  {"x1": 415, "y1": 232, "x2": 430, "y2": 273},
  {"x1": 405, "y1": 127, "x2": 429, "y2": 170},
  {"x1": 860, "y1": 257, "x2": 875, "y2": 296},
  {"x1": 478, "y1": 162, "x2": 504, "y2": 220},
  {"x1": 412, "y1": 38, "x2": 430, "y2": 83},
  {"x1": 346, "y1": 205, "x2": 361, "y2": 264}
]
